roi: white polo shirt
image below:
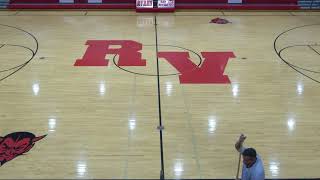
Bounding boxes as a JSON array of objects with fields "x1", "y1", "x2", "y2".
[{"x1": 240, "y1": 147, "x2": 265, "y2": 180}]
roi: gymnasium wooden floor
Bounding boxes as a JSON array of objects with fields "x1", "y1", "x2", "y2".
[{"x1": 0, "y1": 10, "x2": 320, "y2": 179}]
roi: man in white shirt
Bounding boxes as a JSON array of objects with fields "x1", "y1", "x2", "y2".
[{"x1": 235, "y1": 134, "x2": 265, "y2": 180}]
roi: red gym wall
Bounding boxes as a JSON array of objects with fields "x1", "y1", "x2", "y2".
[{"x1": 8, "y1": 0, "x2": 299, "y2": 10}]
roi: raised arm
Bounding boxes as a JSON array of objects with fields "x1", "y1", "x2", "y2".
[{"x1": 235, "y1": 134, "x2": 247, "y2": 152}]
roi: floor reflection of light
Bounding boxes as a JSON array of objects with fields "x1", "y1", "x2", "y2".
[
  {"x1": 77, "y1": 161, "x2": 87, "y2": 177},
  {"x1": 208, "y1": 116, "x2": 217, "y2": 134},
  {"x1": 174, "y1": 160, "x2": 184, "y2": 177},
  {"x1": 136, "y1": 16, "x2": 154, "y2": 28},
  {"x1": 287, "y1": 118, "x2": 296, "y2": 132},
  {"x1": 166, "y1": 81, "x2": 173, "y2": 96},
  {"x1": 32, "y1": 83, "x2": 40, "y2": 96},
  {"x1": 99, "y1": 81, "x2": 105, "y2": 96},
  {"x1": 48, "y1": 118, "x2": 56, "y2": 132},
  {"x1": 269, "y1": 161, "x2": 280, "y2": 177},
  {"x1": 232, "y1": 83, "x2": 239, "y2": 97},
  {"x1": 297, "y1": 82, "x2": 304, "y2": 95},
  {"x1": 129, "y1": 118, "x2": 136, "y2": 130}
]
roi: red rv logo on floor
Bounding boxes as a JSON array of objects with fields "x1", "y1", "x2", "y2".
[{"x1": 74, "y1": 40, "x2": 235, "y2": 84}]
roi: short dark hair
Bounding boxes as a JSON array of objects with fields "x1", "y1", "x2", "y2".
[{"x1": 242, "y1": 148, "x2": 257, "y2": 158}]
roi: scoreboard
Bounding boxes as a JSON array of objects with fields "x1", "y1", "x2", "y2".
[
  {"x1": 136, "y1": 0, "x2": 175, "y2": 8},
  {"x1": 136, "y1": 0, "x2": 153, "y2": 8}
]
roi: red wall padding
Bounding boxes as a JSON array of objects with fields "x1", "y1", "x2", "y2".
[
  {"x1": 10, "y1": 0, "x2": 59, "y2": 3},
  {"x1": 74, "y1": 0, "x2": 87, "y2": 3},
  {"x1": 64, "y1": 0, "x2": 136, "y2": 3},
  {"x1": 175, "y1": 0, "x2": 297, "y2": 3},
  {"x1": 242, "y1": 0, "x2": 297, "y2": 4},
  {"x1": 175, "y1": 0, "x2": 227, "y2": 3},
  {"x1": 10, "y1": 0, "x2": 136, "y2": 3},
  {"x1": 103, "y1": 0, "x2": 136, "y2": 2},
  {"x1": 9, "y1": 0, "x2": 297, "y2": 4}
]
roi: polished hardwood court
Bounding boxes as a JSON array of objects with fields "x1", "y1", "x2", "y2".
[{"x1": 0, "y1": 10, "x2": 319, "y2": 179}]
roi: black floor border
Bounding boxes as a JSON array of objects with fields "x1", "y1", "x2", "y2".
[{"x1": 154, "y1": 15, "x2": 165, "y2": 180}]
